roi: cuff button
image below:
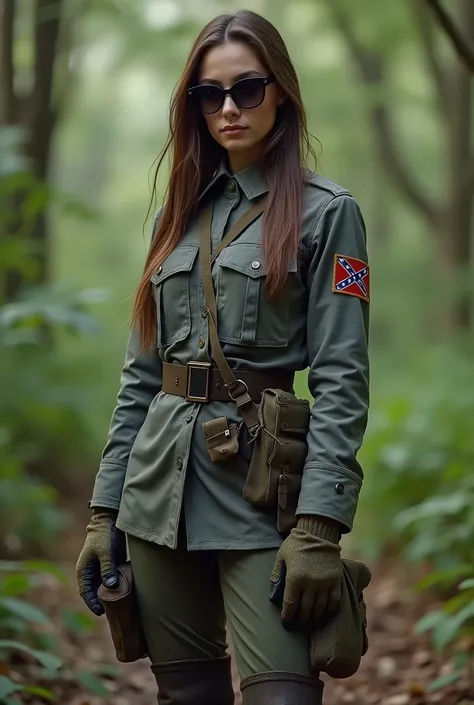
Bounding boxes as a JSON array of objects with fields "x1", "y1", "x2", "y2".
[{"x1": 335, "y1": 482, "x2": 345, "y2": 495}]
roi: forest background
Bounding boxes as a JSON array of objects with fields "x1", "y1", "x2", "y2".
[{"x1": 0, "y1": 1, "x2": 473, "y2": 703}]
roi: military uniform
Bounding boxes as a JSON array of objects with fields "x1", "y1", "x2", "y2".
[{"x1": 89, "y1": 161, "x2": 369, "y2": 698}]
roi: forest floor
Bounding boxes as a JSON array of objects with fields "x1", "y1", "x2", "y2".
[{"x1": 5, "y1": 508, "x2": 474, "y2": 705}]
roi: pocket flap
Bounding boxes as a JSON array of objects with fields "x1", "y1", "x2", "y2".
[
  {"x1": 150, "y1": 245, "x2": 199, "y2": 285},
  {"x1": 218, "y1": 245, "x2": 298, "y2": 279}
]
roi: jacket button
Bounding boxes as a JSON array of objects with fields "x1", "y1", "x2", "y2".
[
  {"x1": 227, "y1": 180, "x2": 236, "y2": 192},
  {"x1": 251, "y1": 260, "x2": 261, "y2": 270},
  {"x1": 335, "y1": 482, "x2": 345, "y2": 495},
  {"x1": 157, "y1": 265, "x2": 162, "y2": 274},
  {"x1": 201, "y1": 308, "x2": 208, "y2": 318},
  {"x1": 176, "y1": 458, "x2": 183, "y2": 470},
  {"x1": 199, "y1": 338, "x2": 205, "y2": 349}
]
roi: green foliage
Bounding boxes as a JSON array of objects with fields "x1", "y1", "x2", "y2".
[
  {"x1": 0, "y1": 560, "x2": 112, "y2": 703},
  {"x1": 356, "y1": 347, "x2": 474, "y2": 560},
  {"x1": 0, "y1": 126, "x2": 110, "y2": 552},
  {"x1": 356, "y1": 346, "x2": 474, "y2": 682},
  {"x1": 0, "y1": 561, "x2": 63, "y2": 703}
]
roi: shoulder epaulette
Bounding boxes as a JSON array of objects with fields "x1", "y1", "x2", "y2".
[{"x1": 303, "y1": 170, "x2": 352, "y2": 198}]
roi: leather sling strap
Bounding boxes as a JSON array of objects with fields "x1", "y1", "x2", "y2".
[{"x1": 199, "y1": 199, "x2": 267, "y2": 434}]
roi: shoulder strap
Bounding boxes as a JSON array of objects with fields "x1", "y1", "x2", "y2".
[{"x1": 199, "y1": 200, "x2": 267, "y2": 433}]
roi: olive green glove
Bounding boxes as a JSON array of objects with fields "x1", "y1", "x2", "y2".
[
  {"x1": 270, "y1": 516, "x2": 343, "y2": 627},
  {"x1": 76, "y1": 509, "x2": 127, "y2": 616}
]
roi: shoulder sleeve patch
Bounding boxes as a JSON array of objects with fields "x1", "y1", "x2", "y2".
[{"x1": 332, "y1": 254, "x2": 370, "y2": 303}]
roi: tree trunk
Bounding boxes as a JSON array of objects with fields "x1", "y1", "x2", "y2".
[
  {"x1": 325, "y1": 0, "x2": 474, "y2": 332},
  {"x1": 424, "y1": 0, "x2": 474, "y2": 73},
  {"x1": 1, "y1": 0, "x2": 64, "y2": 302},
  {"x1": 442, "y1": 0, "x2": 474, "y2": 329}
]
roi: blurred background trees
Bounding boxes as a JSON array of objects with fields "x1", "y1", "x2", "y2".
[{"x1": 0, "y1": 0, "x2": 473, "y2": 698}]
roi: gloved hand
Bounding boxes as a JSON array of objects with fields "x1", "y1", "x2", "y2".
[
  {"x1": 76, "y1": 509, "x2": 126, "y2": 616},
  {"x1": 270, "y1": 516, "x2": 343, "y2": 627}
]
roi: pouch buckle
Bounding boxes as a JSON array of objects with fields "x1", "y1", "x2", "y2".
[{"x1": 186, "y1": 361, "x2": 211, "y2": 402}]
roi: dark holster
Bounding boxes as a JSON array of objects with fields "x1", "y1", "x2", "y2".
[
  {"x1": 240, "y1": 671, "x2": 324, "y2": 705},
  {"x1": 151, "y1": 655, "x2": 235, "y2": 705},
  {"x1": 97, "y1": 561, "x2": 148, "y2": 663}
]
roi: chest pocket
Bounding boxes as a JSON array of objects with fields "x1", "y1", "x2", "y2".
[
  {"x1": 215, "y1": 244, "x2": 297, "y2": 348},
  {"x1": 150, "y1": 244, "x2": 199, "y2": 348}
]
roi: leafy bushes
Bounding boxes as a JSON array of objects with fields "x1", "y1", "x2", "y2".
[
  {"x1": 0, "y1": 126, "x2": 110, "y2": 701},
  {"x1": 356, "y1": 346, "x2": 474, "y2": 684}
]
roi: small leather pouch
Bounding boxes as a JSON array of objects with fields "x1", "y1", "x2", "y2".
[
  {"x1": 310, "y1": 559, "x2": 371, "y2": 678},
  {"x1": 97, "y1": 562, "x2": 148, "y2": 663},
  {"x1": 202, "y1": 417, "x2": 239, "y2": 462}
]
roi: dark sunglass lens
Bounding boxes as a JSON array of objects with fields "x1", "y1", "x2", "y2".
[
  {"x1": 197, "y1": 85, "x2": 223, "y2": 114},
  {"x1": 233, "y1": 78, "x2": 265, "y2": 109}
]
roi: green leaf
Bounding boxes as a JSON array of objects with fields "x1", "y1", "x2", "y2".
[
  {"x1": 0, "y1": 640, "x2": 62, "y2": 671},
  {"x1": 428, "y1": 671, "x2": 460, "y2": 692},
  {"x1": 24, "y1": 561, "x2": 67, "y2": 582},
  {"x1": 394, "y1": 493, "x2": 470, "y2": 531},
  {"x1": 23, "y1": 684, "x2": 55, "y2": 700},
  {"x1": 0, "y1": 560, "x2": 66, "y2": 582},
  {"x1": 414, "y1": 565, "x2": 472, "y2": 593},
  {"x1": 76, "y1": 671, "x2": 110, "y2": 697},
  {"x1": 453, "y1": 650, "x2": 471, "y2": 669},
  {"x1": 0, "y1": 675, "x2": 23, "y2": 698},
  {"x1": 94, "y1": 663, "x2": 119, "y2": 678},
  {"x1": 444, "y1": 592, "x2": 473, "y2": 615},
  {"x1": 0, "y1": 597, "x2": 50, "y2": 625},
  {"x1": 414, "y1": 610, "x2": 445, "y2": 635},
  {"x1": 459, "y1": 578, "x2": 474, "y2": 590},
  {"x1": 432, "y1": 603, "x2": 474, "y2": 651},
  {"x1": 0, "y1": 573, "x2": 33, "y2": 596},
  {"x1": 60, "y1": 608, "x2": 95, "y2": 636}
]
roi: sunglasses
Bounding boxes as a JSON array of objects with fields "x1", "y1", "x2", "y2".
[{"x1": 187, "y1": 75, "x2": 276, "y2": 115}]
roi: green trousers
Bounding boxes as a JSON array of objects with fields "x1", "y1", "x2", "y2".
[{"x1": 127, "y1": 534, "x2": 312, "y2": 681}]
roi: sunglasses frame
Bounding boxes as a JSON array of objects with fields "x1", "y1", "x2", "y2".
[{"x1": 187, "y1": 75, "x2": 276, "y2": 115}]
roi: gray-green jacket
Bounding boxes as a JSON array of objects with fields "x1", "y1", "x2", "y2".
[{"x1": 90, "y1": 162, "x2": 370, "y2": 550}]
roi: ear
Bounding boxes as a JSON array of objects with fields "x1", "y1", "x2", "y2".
[{"x1": 276, "y1": 86, "x2": 287, "y2": 106}]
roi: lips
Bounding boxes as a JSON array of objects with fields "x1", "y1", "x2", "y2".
[{"x1": 221, "y1": 125, "x2": 247, "y2": 133}]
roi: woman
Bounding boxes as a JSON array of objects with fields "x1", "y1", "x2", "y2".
[{"x1": 76, "y1": 9, "x2": 369, "y2": 705}]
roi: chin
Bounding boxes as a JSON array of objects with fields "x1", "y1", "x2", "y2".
[{"x1": 220, "y1": 137, "x2": 256, "y2": 152}]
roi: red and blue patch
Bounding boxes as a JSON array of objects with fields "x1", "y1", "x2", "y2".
[{"x1": 332, "y1": 254, "x2": 370, "y2": 303}]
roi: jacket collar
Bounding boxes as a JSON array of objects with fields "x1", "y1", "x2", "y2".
[{"x1": 199, "y1": 159, "x2": 269, "y2": 202}]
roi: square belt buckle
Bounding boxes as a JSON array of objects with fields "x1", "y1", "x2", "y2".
[{"x1": 186, "y1": 361, "x2": 212, "y2": 402}]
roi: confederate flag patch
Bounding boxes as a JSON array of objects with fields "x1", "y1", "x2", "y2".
[{"x1": 332, "y1": 254, "x2": 370, "y2": 303}]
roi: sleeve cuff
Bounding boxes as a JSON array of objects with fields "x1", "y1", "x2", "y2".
[
  {"x1": 89, "y1": 460, "x2": 128, "y2": 511},
  {"x1": 89, "y1": 496, "x2": 121, "y2": 511},
  {"x1": 296, "y1": 462, "x2": 362, "y2": 533}
]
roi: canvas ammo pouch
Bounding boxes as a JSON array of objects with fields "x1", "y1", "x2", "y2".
[
  {"x1": 199, "y1": 201, "x2": 309, "y2": 533},
  {"x1": 242, "y1": 389, "x2": 310, "y2": 533},
  {"x1": 97, "y1": 562, "x2": 148, "y2": 663}
]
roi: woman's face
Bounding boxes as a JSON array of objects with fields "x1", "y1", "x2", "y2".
[{"x1": 197, "y1": 40, "x2": 284, "y2": 171}]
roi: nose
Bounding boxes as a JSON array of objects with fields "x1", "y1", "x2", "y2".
[{"x1": 221, "y1": 94, "x2": 240, "y2": 118}]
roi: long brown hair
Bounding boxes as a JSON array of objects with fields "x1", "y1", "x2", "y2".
[{"x1": 133, "y1": 9, "x2": 317, "y2": 349}]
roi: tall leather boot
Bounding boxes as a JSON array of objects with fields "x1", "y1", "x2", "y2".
[
  {"x1": 151, "y1": 654, "x2": 235, "y2": 704},
  {"x1": 240, "y1": 671, "x2": 324, "y2": 704}
]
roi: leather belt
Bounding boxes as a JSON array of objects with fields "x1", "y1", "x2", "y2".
[{"x1": 162, "y1": 361, "x2": 294, "y2": 403}]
